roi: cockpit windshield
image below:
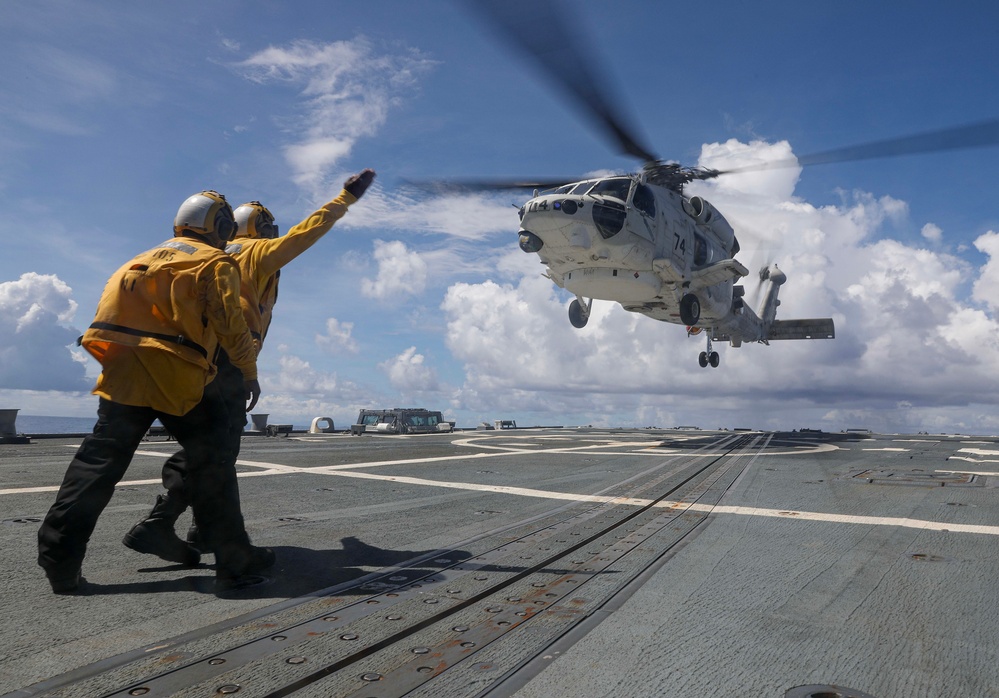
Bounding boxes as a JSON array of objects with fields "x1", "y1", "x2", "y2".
[
  {"x1": 544, "y1": 178, "x2": 631, "y2": 199},
  {"x1": 587, "y1": 178, "x2": 632, "y2": 202}
]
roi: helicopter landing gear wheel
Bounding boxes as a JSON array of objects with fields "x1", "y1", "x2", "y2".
[
  {"x1": 699, "y1": 335, "x2": 720, "y2": 368},
  {"x1": 679, "y1": 293, "x2": 700, "y2": 326},
  {"x1": 568, "y1": 297, "x2": 592, "y2": 329}
]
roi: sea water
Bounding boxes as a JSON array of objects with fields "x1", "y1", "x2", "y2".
[
  {"x1": 13, "y1": 415, "x2": 97, "y2": 435},
  {"x1": 13, "y1": 415, "x2": 309, "y2": 435}
]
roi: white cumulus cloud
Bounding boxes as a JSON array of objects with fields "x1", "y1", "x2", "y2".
[
  {"x1": 921, "y1": 223, "x2": 943, "y2": 243},
  {"x1": 972, "y1": 231, "x2": 999, "y2": 314},
  {"x1": 361, "y1": 240, "x2": 428, "y2": 300},
  {"x1": 0, "y1": 273, "x2": 90, "y2": 391},
  {"x1": 234, "y1": 38, "x2": 435, "y2": 198},
  {"x1": 378, "y1": 346, "x2": 439, "y2": 392},
  {"x1": 315, "y1": 317, "x2": 359, "y2": 354}
]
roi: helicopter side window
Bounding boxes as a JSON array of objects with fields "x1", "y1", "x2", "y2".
[
  {"x1": 693, "y1": 233, "x2": 709, "y2": 266},
  {"x1": 588, "y1": 178, "x2": 632, "y2": 202},
  {"x1": 632, "y1": 183, "x2": 656, "y2": 218}
]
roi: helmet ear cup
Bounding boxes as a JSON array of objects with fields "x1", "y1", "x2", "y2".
[
  {"x1": 215, "y1": 206, "x2": 236, "y2": 241},
  {"x1": 257, "y1": 217, "x2": 278, "y2": 239}
]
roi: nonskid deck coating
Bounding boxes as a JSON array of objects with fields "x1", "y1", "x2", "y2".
[{"x1": 2, "y1": 429, "x2": 997, "y2": 697}]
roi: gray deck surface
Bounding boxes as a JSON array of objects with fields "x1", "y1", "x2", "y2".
[{"x1": 1, "y1": 428, "x2": 997, "y2": 697}]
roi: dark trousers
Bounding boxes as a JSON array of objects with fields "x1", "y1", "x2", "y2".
[
  {"x1": 37, "y1": 376, "x2": 249, "y2": 578},
  {"x1": 148, "y1": 351, "x2": 247, "y2": 526}
]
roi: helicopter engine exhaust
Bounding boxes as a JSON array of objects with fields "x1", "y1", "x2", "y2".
[{"x1": 684, "y1": 196, "x2": 737, "y2": 252}]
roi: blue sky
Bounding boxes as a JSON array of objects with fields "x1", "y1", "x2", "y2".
[{"x1": 2, "y1": 0, "x2": 999, "y2": 433}]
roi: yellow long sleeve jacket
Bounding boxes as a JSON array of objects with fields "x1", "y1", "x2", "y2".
[
  {"x1": 82, "y1": 236, "x2": 258, "y2": 416},
  {"x1": 226, "y1": 189, "x2": 356, "y2": 349}
]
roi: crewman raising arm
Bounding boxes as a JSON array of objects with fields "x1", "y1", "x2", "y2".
[{"x1": 38, "y1": 191, "x2": 270, "y2": 594}]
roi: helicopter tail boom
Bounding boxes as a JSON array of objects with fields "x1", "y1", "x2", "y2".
[{"x1": 708, "y1": 263, "x2": 835, "y2": 347}]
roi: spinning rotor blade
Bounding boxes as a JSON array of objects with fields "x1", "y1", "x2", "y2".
[
  {"x1": 709, "y1": 119, "x2": 999, "y2": 178},
  {"x1": 464, "y1": 0, "x2": 658, "y2": 164},
  {"x1": 402, "y1": 177, "x2": 579, "y2": 192}
]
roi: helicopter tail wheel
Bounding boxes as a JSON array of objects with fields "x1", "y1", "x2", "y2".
[
  {"x1": 568, "y1": 298, "x2": 590, "y2": 328},
  {"x1": 698, "y1": 352, "x2": 708, "y2": 368},
  {"x1": 708, "y1": 351, "x2": 720, "y2": 368},
  {"x1": 679, "y1": 293, "x2": 700, "y2": 326}
]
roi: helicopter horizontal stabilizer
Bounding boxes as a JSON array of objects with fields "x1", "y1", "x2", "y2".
[{"x1": 766, "y1": 318, "x2": 835, "y2": 341}]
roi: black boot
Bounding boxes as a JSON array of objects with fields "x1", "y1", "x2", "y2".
[
  {"x1": 123, "y1": 496, "x2": 200, "y2": 566},
  {"x1": 186, "y1": 524, "x2": 208, "y2": 553},
  {"x1": 215, "y1": 545, "x2": 276, "y2": 592},
  {"x1": 46, "y1": 568, "x2": 84, "y2": 594}
]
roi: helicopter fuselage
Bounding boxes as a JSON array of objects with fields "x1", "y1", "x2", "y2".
[
  {"x1": 515, "y1": 174, "x2": 834, "y2": 366},
  {"x1": 518, "y1": 175, "x2": 739, "y2": 325}
]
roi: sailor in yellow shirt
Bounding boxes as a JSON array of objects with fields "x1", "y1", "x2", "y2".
[
  {"x1": 38, "y1": 191, "x2": 271, "y2": 594},
  {"x1": 122, "y1": 169, "x2": 376, "y2": 567}
]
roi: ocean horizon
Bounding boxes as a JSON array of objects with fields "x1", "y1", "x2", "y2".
[
  {"x1": 13, "y1": 415, "x2": 98, "y2": 435},
  {"x1": 10, "y1": 415, "x2": 313, "y2": 435}
]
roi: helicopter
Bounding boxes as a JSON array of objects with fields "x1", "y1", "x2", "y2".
[
  {"x1": 436, "y1": 0, "x2": 999, "y2": 367},
  {"x1": 511, "y1": 165, "x2": 832, "y2": 368}
]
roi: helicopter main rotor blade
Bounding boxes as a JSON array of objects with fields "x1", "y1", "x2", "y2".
[
  {"x1": 462, "y1": 0, "x2": 658, "y2": 164},
  {"x1": 402, "y1": 177, "x2": 580, "y2": 192},
  {"x1": 711, "y1": 119, "x2": 999, "y2": 177}
]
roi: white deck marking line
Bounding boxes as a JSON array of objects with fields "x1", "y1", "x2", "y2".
[
  {"x1": 863, "y1": 448, "x2": 910, "y2": 452},
  {"x1": 938, "y1": 468, "x2": 999, "y2": 476},
  {"x1": 4, "y1": 446, "x2": 661, "y2": 496},
  {"x1": 706, "y1": 505, "x2": 999, "y2": 536},
  {"x1": 10, "y1": 454, "x2": 997, "y2": 537},
  {"x1": 958, "y1": 448, "x2": 999, "y2": 456},
  {"x1": 0, "y1": 469, "x2": 291, "y2": 496},
  {"x1": 317, "y1": 470, "x2": 999, "y2": 537},
  {"x1": 320, "y1": 470, "x2": 653, "y2": 506},
  {"x1": 11, "y1": 439, "x2": 837, "y2": 497}
]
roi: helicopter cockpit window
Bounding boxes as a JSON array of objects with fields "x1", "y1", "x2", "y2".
[
  {"x1": 569, "y1": 181, "x2": 595, "y2": 196},
  {"x1": 632, "y1": 183, "x2": 656, "y2": 218},
  {"x1": 552, "y1": 184, "x2": 574, "y2": 194},
  {"x1": 588, "y1": 178, "x2": 632, "y2": 202}
]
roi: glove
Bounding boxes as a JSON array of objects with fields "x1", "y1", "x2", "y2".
[
  {"x1": 244, "y1": 379, "x2": 261, "y2": 412},
  {"x1": 344, "y1": 168, "x2": 376, "y2": 199}
]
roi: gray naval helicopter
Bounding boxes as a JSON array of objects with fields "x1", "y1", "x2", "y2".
[
  {"x1": 513, "y1": 165, "x2": 827, "y2": 368},
  {"x1": 442, "y1": 0, "x2": 999, "y2": 368}
]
